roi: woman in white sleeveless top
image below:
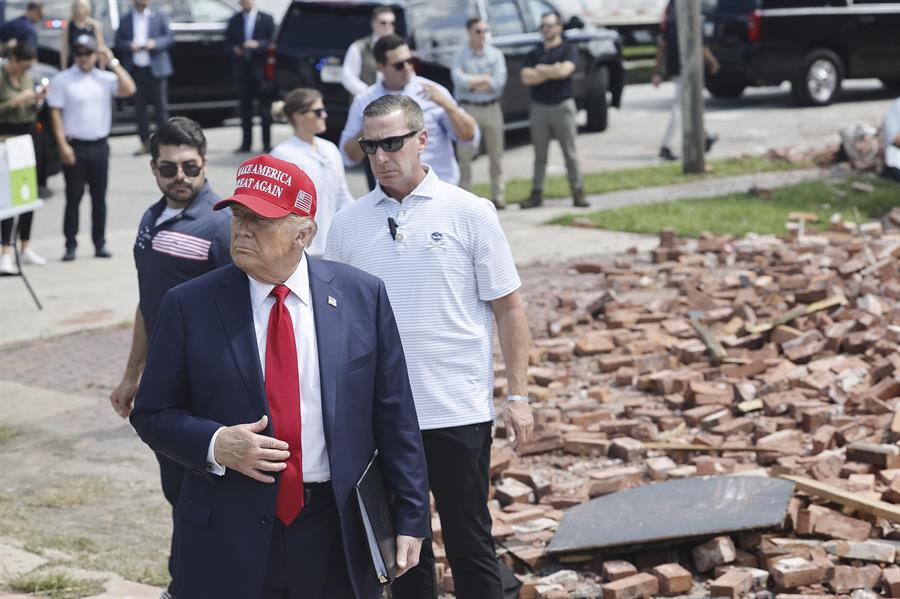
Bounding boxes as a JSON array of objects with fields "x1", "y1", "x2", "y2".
[{"x1": 270, "y1": 88, "x2": 354, "y2": 256}]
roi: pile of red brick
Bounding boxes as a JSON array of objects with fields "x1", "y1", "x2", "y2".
[{"x1": 436, "y1": 208, "x2": 900, "y2": 598}]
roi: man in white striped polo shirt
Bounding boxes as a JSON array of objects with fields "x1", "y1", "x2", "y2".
[
  {"x1": 110, "y1": 117, "x2": 231, "y2": 599},
  {"x1": 326, "y1": 94, "x2": 533, "y2": 599}
]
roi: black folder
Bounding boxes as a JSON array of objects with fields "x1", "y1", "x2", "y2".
[{"x1": 355, "y1": 451, "x2": 398, "y2": 585}]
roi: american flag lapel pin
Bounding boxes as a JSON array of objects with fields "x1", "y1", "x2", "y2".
[{"x1": 328, "y1": 296, "x2": 337, "y2": 307}]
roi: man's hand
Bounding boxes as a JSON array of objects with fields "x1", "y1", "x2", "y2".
[
  {"x1": 506, "y1": 400, "x2": 534, "y2": 450},
  {"x1": 419, "y1": 83, "x2": 451, "y2": 110},
  {"x1": 145, "y1": 39, "x2": 157, "y2": 51},
  {"x1": 233, "y1": 45, "x2": 244, "y2": 57},
  {"x1": 130, "y1": 41, "x2": 142, "y2": 52},
  {"x1": 213, "y1": 415, "x2": 290, "y2": 483},
  {"x1": 98, "y1": 46, "x2": 115, "y2": 64},
  {"x1": 109, "y1": 376, "x2": 139, "y2": 418},
  {"x1": 243, "y1": 39, "x2": 260, "y2": 50},
  {"x1": 395, "y1": 535, "x2": 423, "y2": 577},
  {"x1": 59, "y1": 143, "x2": 76, "y2": 167}
]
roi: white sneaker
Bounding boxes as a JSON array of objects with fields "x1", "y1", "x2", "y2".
[
  {"x1": 0, "y1": 253, "x2": 16, "y2": 274},
  {"x1": 20, "y1": 248, "x2": 47, "y2": 265}
]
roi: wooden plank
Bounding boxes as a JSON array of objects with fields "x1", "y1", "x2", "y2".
[
  {"x1": 688, "y1": 311, "x2": 727, "y2": 364},
  {"x1": 747, "y1": 296, "x2": 846, "y2": 334},
  {"x1": 779, "y1": 474, "x2": 900, "y2": 524},
  {"x1": 645, "y1": 442, "x2": 782, "y2": 453}
]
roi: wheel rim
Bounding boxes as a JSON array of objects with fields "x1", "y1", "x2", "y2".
[{"x1": 807, "y1": 58, "x2": 837, "y2": 103}]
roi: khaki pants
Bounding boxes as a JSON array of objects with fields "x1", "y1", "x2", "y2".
[
  {"x1": 529, "y1": 98, "x2": 583, "y2": 193},
  {"x1": 457, "y1": 101, "x2": 505, "y2": 203}
]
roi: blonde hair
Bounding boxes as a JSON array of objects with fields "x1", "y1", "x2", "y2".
[
  {"x1": 271, "y1": 88, "x2": 323, "y2": 124},
  {"x1": 71, "y1": 0, "x2": 92, "y2": 22}
]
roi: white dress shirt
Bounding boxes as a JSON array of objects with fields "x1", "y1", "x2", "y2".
[
  {"x1": 47, "y1": 66, "x2": 119, "y2": 140},
  {"x1": 207, "y1": 254, "x2": 331, "y2": 481},
  {"x1": 132, "y1": 9, "x2": 151, "y2": 67},
  {"x1": 270, "y1": 136, "x2": 354, "y2": 256},
  {"x1": 243, "y1": 8, "x2": 258, "y2": 41}
]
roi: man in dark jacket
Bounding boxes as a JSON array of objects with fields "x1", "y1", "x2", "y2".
[
  {"x1": 114, "y1": 0, "x2": 174, "y2": 155},
  {"x1": 225, "y1": 0, "x2": 275, "y2": 153}
]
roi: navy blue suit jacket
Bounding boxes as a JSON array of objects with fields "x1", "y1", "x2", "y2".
[
  {"x1": 114, "y1": 9, "x2": 174, "y2": 78},
  {"x1": 225, "y1": 9, "x2": 275, "y2": 82},
  {"x1": 131, "y1": 258, "x2": 429, "y2": 599}
]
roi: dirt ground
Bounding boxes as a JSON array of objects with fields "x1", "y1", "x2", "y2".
[{"x1": 0, "y1": 260, "x2": 586, "y2": 594}]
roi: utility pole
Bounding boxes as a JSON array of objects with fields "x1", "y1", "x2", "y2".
[{"x1": 675, "y1": 0, "x2": 705, "y2": 174}]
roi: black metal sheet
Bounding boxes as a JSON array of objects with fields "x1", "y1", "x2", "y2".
[{"x1": 547, "y1": 476, "x2": 795, "y2": 555}]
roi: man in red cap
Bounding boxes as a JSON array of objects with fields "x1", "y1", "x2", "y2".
[{"x1": 130, "y1": 154, "x2": 429, "y2": 599}]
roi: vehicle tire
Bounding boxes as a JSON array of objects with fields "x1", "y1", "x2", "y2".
[
  {"x1": 585, "y1": 66, "x2": 609, "y2": 132},
  {"x1": 705, "y1": 76, "x2": 746, "y2": 99},
  {"x1": 791, "y1": 49, "x2": 843, "y2": 106}
]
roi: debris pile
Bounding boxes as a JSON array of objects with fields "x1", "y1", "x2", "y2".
[{"x1": 439, "y1": 208, "x2": 900, "y2": 597}]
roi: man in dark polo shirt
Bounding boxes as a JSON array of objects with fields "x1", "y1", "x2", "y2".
[
  {"x1": 109, "y1": 116, "x2": 230, "y2": 599},
  {"x1": 520, "y1": 10, "x2": 587, "y2": 209}
]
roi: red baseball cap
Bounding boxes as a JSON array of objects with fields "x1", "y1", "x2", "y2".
[{"x1": 214, "y1": 154, "x2": 317, "y2": 219}]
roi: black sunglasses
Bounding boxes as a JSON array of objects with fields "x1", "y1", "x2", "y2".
[
  {"x1": 391, "y1": 58, "x2": 415, "y2": 71},
  {"x1": 473, "y1": 28, "x2": 490, "y2": 34},
  {"x1": 358, "y1": 130, "x2": 418, "y2": 155},
  {"x1": 73, "y1": 50, "x2": 94, "y2": 57},
  {"x1": 157, "y1": 161, "x2": 203, "y2": 178},
  {"x1": 301, "y1": 107, "x2": 327, "y2": 117}
]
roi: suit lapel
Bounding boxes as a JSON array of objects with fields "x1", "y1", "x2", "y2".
[
  {"x1": 215, "y1": 265, "x2": 269, "y2": 419},
  {"x1": 308, "y1": 257, "x2": 341, "y2": 448}
]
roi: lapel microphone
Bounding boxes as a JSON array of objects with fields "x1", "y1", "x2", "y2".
[{"x1": 387, "y1": 217, "x2": 398, "y2": 241}]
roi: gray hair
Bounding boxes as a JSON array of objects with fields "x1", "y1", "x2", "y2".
[
  {"x1": 288, "y1": 214, "x2": 317, "y2": 242},
  {"x1": 362, "y1": 95, "x2": 424, "y2": 132}
]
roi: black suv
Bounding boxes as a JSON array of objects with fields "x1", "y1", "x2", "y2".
[
  {"x1": 701, "y1": 0, "x2": 900, "y2": 106},
  {"x1": 274, "y1": 0, "x2": 625, "y2": 137}
]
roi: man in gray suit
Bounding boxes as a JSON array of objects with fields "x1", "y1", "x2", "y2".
[{"x1": 114, "y1": 0, "x2": 174, "y2": 155}]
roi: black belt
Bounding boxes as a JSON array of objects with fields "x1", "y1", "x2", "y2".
[
  {"x1": 461, "y1": 99, "x2": 498, "y2": 106},
  {"x1": 68, "y1": 137, "x2": 108, "y2": 144},
  {"x1": 303, "y1": 480, "x2": 332, "y2": 504}
]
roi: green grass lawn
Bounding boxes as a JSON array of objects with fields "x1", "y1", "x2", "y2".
[
  {"x1": 471, "y1": 155, "x2": 814, "y2": 204},
  {"x1": 550, "y1": 174, "x2": 900, "y2": 237}
]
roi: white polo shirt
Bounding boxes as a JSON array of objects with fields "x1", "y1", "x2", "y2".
[
  {"x1": 47, "y1": 66, "x2": 118, "y2": 141},
  {"x1": 325, "y1": 167, "x2": 520, "y2": 430}
]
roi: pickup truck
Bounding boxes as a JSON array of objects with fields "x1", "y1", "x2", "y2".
[{"x1": 273, "y1": 0, "x2": 625, "y2": 138}]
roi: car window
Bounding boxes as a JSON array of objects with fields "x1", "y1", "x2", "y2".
[
  {"x1": 525, "y1": 0, "x2": 558, "y2": 31},
  {"x1": 115, "y1": 0, "x2": 237, "y2": 23},
  {"x1": 278, "y1": 3, "x2": 407, "y2": 53},
  {"x1": 487, "y1": 0, "x2": 526, "y2": 36},
  {"x1": 408, "y1": 0, "x2": 478, "y2": 50}
]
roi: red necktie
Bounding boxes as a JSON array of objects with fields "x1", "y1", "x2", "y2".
[{"x1": 265, "y1": 284, "x2": 304, "y2": 525}]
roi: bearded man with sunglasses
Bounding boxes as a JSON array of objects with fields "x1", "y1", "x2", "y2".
[
  {"x1": 110, "y1": 116, "x2": 231, "y2": 599},
  {"x1": 340, "y1": 34, "x2": 477, "y2": 188},
  {"x1": 327, "y1": 94, "x2": 533, "y2": 599}
]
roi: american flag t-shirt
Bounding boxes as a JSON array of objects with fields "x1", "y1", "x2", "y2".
[{"x1": 151, "y1": 230, "x2": 212, "y2": 261}]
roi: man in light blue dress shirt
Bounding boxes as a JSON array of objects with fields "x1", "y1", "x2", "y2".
[
  {"x1": 340, "y1": 34, "x2": 478, "y2": 187},
  {"x1": 452, "y1": 17, "x2": 507, "y2": 208}
]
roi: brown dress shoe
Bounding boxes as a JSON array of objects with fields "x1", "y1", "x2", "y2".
[
  {"x1": 572, "y1": 188, "x2": 589, "y2": 207},
  {"x1": 520, "y1": 189, "x2": 543, "y2": 209}
]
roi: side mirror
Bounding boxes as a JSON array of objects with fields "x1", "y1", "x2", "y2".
[{"x1": 564, "y1": 15, "x2": 585, "y2": 30}]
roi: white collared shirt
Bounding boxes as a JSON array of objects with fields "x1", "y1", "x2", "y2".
[
  {"x1": 47, "y1": 66, "x2": 119, "y2": 140},
  {"x1": 270, "y1": 135, "x2": 354, "y2": 257},
  {"x1": 132, "y1": 8, "x2": 151, "y2": 67},
  {"x1": 207, "y1": 254, "x2": 331, "y2": 481},
  {"x1": 325, "y1": 167, "x2": 520, "y2": 430},
  {"x1": 340, "y1": 33, "x2": 381, "y2": 96},
  {"x1": 243, "y1": 8, "x2": 258, "y2": 41}
]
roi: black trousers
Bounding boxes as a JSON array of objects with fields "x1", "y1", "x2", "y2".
[
  {"x1": 132, "y1": 66, "x2": 169, "y2": 143},
  {"x1": 392, "y1": 422, "x2": 503, "y2": 599},
  {"x1": 156, "y1": 452, "x2": 184, "y2": 592},
  {"x1": 63, "y1": 139, "x2": 109, "y2": 251},
  {"x1": 1, "y1": 211, "x2": 33, "y2": 245},
  {"x1": 236, "y1": 63, "x2": 272, "y2": 150},
  {"x1": 260, "y1": 482, "x2": 354, "y2": 599}
]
